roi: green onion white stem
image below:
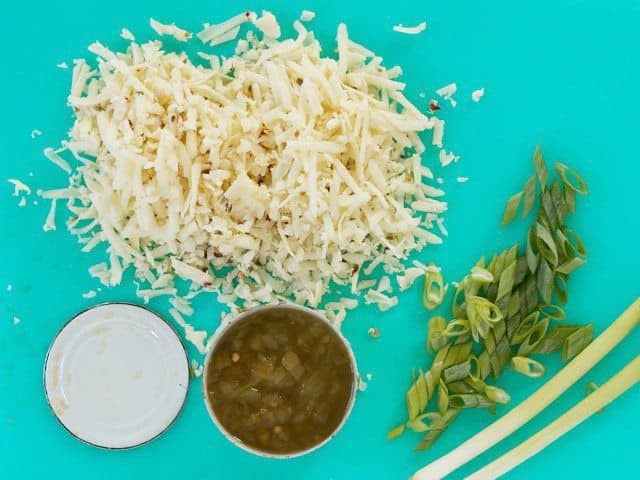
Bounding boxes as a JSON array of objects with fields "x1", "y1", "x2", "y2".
[
  {"x1": 411, "y1": 297, "x2": 640, "y2": 480},
  {"x1": 466, "y1": 354, "x2": 639, "y2": 480}
]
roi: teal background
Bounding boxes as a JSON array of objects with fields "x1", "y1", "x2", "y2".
[{"x1": 1, "y1": 0, "x2": 638, "y2": 478}]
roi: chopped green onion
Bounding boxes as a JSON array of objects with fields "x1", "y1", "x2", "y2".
[
  {"x1": 522, "y1": 174, "x2": 537, "y2": 218},
  {"x1": 452, "y1": 281, "x2": 467, "y2": 318},
  {"x1": 536, "y1": 259, "x2": 554, "y2": 304},
  {"x1": 478, "y1": 350, "x2": 492, "y2": 380},
  {"x1": 466, "y1": 296, "x2": 503, "y2": 341},
  {"x1": 441, "y1": 319, "x2": 471, "y2": 338},
  {"x1": 517, "y1": 317, "x2": 550, "y2": 356},
  {"x1": 539, "y1": 190, "x2": 559, "y2": 230},
  {"x1": 538, "y1": 304, "x2": 565, "y2": 321},
  {"x1": 406, "y1": 412, "x2": 442, "y2": 433},
  {"x1": 556, "y1": 257, "x2": 585, "y2": 275},
  {"x1": 438, "y1": 379, "x2": 449, "y2": 414},
  {"x1": 562, "y1": 324, "x2": 594, "y2": 361},
  {"x1": 565, "y1": 186, "x2": 576, "y2": 215},
  {"x1": 387, "y1": 424, "x2": 405, "y2": 440},
  {"x1": 533, "y1": 145, "x2": 549, "y2": 188},
  {"x1": 423, "y1": 265, "x2": 445, "y2": 311},
  {"x1": 511, "y1": 311, "x2": 540, "y2": 345},
  {"x1": 444, "y1": 342, "x2": 473, "y2": 368},
  {"x1": 549, "y1": 180, "x2": 568, "y2": 226},
  {"x1": 526, "y1": 226, "x2": 540, "y2": 273},
  {"x1": 485, "y1": 385, "x2": 510, "y2": 404},
  {"x1": 447, "y1": 381, "x2": 476, "y2": 394},
  {"x1": 535, "y1": 222, "x2": 559, "y2": 266},
  {"x1": 511, "y1": 356, "x2": 545, "y2": 378},
  {"x1": 415, "y1": 409, "x2": 458, "y2": 451},
  {"x1": 496, "y1": 261, "x2": 516, "y2": 302},
  {"x1": 502, "y1": 191, "x2": 523, "y2": 226},
  {"x1": 449, "y1": 394, "x2": 494, "y2": 409},
  {"x1": 553, "y1": 273, "x2": 569, "y2": 305},
  {"x1": 427, "y1": 316, "x2": 448, "y2": 351},
  {"x1": 533, "y1": 325, "x2": 581, "y2": 354},
  {"x1": 559, "y1": 226, "x2": 586, "y2": 258},
  {"x1": 471, "y1": 266, "x2": 494, "y2": 283},
  {"x1": 395, "y1": 146, "x2": 593, "y2": 455},
  {"x1": 442, "y1": 360, "x2": 472, "y2": 383},
  {"x1": 555, "y1": 162, "x2": 588, "y2": 195}
]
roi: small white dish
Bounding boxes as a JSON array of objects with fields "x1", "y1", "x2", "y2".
[{"x1": 44, "y1": 303, "x2": 189, "y2": 449}]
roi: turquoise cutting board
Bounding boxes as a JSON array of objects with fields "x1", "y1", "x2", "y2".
[{"x1": 1, "y1": 0, "x2": 638, "y2": 478}]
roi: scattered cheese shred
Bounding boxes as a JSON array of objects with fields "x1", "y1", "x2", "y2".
[
  {"x1": 197, "y1": 11, "x2": 255, "y2": 46},
  {"x1": 120, "y1": 28, "x2": 135, "y2": 41},
  {"x1": 436, "y1": 83, "x2": 457, "y2": 107},
  {"x1": 82, "y1": 290, "x2": 97, "y2": 298},
  {"x1": 7, "y1": 179, "x2": 31, "y2": 196},
  {"x1": 31, "y1": 129, "x2": 42, "y2": 139},
  {"x1": 169, "y1": 308, "x2": 207, "y2": 353},
  {"x1": 254, "y1": 10, "x2": 281, "y2": 39},
  {"x1": 43, "y1": 14, "x2": 449, "y2": 327},
  {"x1": 43, "y1": 199, "x2": 57, "y2": 232},
  {"x1": 439, "y1": 149, "x2": 460, "y2": 167},
  {"x1": 43, "y1": 148, "x2": 71, "y2": 173},
  {"x1": 7, "y1": 284, "x2": 12, "y2": 292},
  {"x1": 393, "y1": 22, "x2": 427, "y2": 35},
  {"x1": 13, "y1": 316, "x2": 21, "y2": 325},
  {"x1": 191, "y1": 359, "x2": 204, "y2": 377},
  {"x1": 150, "y1": 18, "x2": 192, "y2": 42},
  {"x1": 472, "y1": 88, "x2": 485, "y2": 102},
  {"x1": 18, "y1": 197, "x2": 27, "y2": 207},
  {"x1": 457, "y1": 176, "x2": 469, "y2": 183},
  {"x1": 56, "y1": 62, "x2": 69, "y2": 69},
  {"x1": 358, "y1": 377, "x2": 368, "y2": 391},
  {"x1": 300, "y1": 10, "x2": 316, "y2": 22}
]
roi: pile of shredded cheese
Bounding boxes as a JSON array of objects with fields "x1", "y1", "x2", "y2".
[{"x1": 42, "y1": 11, "x2": 449, "y2": 337}]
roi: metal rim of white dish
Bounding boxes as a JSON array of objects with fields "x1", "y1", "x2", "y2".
[
  {"x1": 202, "y1": 303, "x2": 359, "y2": 459},
  {"x1": 43, "y1": 302, "x2": 190, "y2": 450}
]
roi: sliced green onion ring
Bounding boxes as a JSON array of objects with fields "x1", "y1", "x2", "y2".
[
  {"x1": 562, "y1": 324, "x2": 594, "y2": 361},
  {"x1": 522, "y1": 174, "x2": 536, "y2": 218},
  {"x1": 511, "y1": 311, "x2": 540, "y2": 345},
  {"x1": 555, "y1": 162, "x2": 588, "y2": 195},
  {"x1": 526, "y1": 226, "x2": 540, "y2": 273},
  {"x1": 560, "y1": 225, "x2": 587, "y2": 258},
  {"x1": 518, "y1": 317, "x2": 550, "y2": 356},
  {"x1": 449, "y1": 394, "x2": 494, "y2": 409},
  {"x1": 484, "y1": 385, "x2": 510, "y2": 404},
  {"x1": 502, "y1": 191, "x2": 523, "y2": 226},
  {"x1": 554, "y1": 274, "x2": 569, "y2": 305},
  {"x1": 387, "y1": 424, "x2": 405, "y2": 440},
  {"x1": 538, "y1": 304, "x2": 565, "y2": 321},
  {"x1": 535, "y1": 222, "x2": 559, "y2": 266},
  {"x1": 536, "y1": 259, "x2": 554, "y2": 304},
  {"x1": 556, "y1": 257, "x2": 585, "y2": 275},
  {"x1": 441, "y1": 319, "x2": 471, "y2": 338},
  {"x1": 471, "y1": 266, "x2": 494, "y2": 284},
  {"x1": 452, "y1": 280, "x2": 467, "y2": 318},
  {"x1": 427, "y1": 316, "x2": 448, "y2": 351},
  {"x1": 438, "y1": 379, "x2": 449, "y2": 414},
  {"x1": 423, "y1": 265, "x2": 446, "y2": 311},
  {"x1": 511, "y1": 356, "x2": 546, "y2": 378},
  {"x1": 533, "y1": 145, "x2": 549, "y2": 188}
]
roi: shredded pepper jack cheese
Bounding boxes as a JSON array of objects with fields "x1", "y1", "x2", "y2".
[{"x1": 43, "y1": 12, "x2": 449, "y2": 331}]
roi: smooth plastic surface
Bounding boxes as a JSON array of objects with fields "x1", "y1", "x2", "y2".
[
  {"x1": 1, "y1": 1, "x2": 639, "y2": 479},
  {"x1": 44, "y1": 303, "x2": 189, "y2": 449}
]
